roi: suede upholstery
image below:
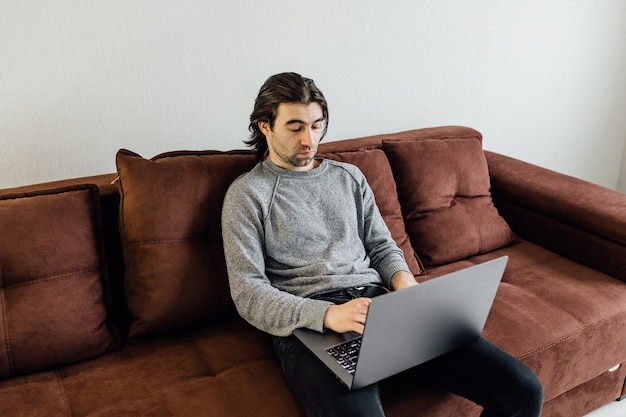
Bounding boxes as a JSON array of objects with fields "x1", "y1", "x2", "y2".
[
  {"x1": 0, "y1": 185, "x2": 114, "y2": 377},
  {"x1": 486, "y1": 150, "x2": 626, "y2": 282},
  {"x1": 115, "y1": 149, "x2": 257, "y2": 338},
  {"x1": 383, "y1": 138, "x2": 517, "y2": 266},
  {"x1": 1, "y1": 126, "x2": 626, "y2": 417}
]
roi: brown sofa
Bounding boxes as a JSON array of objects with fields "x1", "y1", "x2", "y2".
[{"x1": 1, "y1": 126, "x2": 626, "y2": 416}]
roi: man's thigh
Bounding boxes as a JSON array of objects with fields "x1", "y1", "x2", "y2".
[
  {"x1": 273, "y1": 335, "x2": 385, "y2": 417},
  {"x1": 403, "y1": 337, "x2": 542, "y2": 415}
]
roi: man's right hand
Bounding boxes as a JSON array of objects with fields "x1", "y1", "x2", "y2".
[{"x1": 323, "y1": 297, "x2": 372, "y2": 334}]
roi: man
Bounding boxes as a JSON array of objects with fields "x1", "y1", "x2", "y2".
[{"x1": 221, "y1": 72, "x2": 542, "y2": 417}]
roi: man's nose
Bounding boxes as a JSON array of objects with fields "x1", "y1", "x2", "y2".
[{"x1": 300, "y1": 128, "x2": 317, "y2": 148}]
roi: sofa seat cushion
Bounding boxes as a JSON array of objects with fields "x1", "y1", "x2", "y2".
[
  {"x1": 0, "y1": 372, "x2": 72, "y2": 416},
  {"x1": 423, "y1": 241, "x2": 626, "y2": 402},
  {"x1": 115, "y1": 149, "x2": 257, "y2": 339},
  {"x1": 0, "y1": 185, "x2": 115, "y2": 378},
  {"x1": 320, "y1": 149, "x2": 425, "y2": 276},
  {"x1": 0, "y1": 321, "x2": 304, "y2": 417},
  {"x1": 383, "y1": 138, "x2": 517, "y2": 266}
]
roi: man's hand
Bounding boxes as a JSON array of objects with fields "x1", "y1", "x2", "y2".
[
  {"x1": 323, "y1": 298, "x2": 372, "y2": 334},
  {"x1": 323, "y1": 271, "x2": 417, "y2": 334},
  {"x1": 391, "y1": 270, "x2": 418, "y2": 291}
]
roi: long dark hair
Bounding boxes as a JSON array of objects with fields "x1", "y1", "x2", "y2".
[{"x1": 246, "y1": 72, "x2": 329, "y2": 160}]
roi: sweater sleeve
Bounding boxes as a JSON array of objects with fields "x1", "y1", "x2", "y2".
[{"x1": 221, "y1": 180, "x2": 332, "y2": 337}]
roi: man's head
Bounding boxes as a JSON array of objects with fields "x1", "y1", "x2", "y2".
[{"x1": 247, "y1": 73, "x2": 329, "y2": 166}]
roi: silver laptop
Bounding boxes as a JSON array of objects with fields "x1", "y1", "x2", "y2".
[{"x1": 293, "y1": 256, "x2": 507, "y2": 390}]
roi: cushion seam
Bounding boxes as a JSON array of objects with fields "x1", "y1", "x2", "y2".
[
  {"x1": 459, "y1": 200, "x2": 483, "y2": 254},
  {"x1": 535, "y1": 293, "x2": 585, "y2": 328},
  {"x1": 502, "y1": 280, "x2": 586, "y2": 328},
  {"x1": 214, "y1": 376, "x2": 250, "y2": 417},
  {"x1": 445, "y1": 140, "x2": 483, "y2": 253},
  {"x1": 0, "y1": 270, "x2": 15, "y2": 375},
  {"x1": 66, "y1": 375, "x2": 228, "y2": 416},
  {"x1": 0, "y1": 184, "x2": 95, "y2": 202},
  {"x1": 3, "y1": 268, "x2": 100, "y2": 290},
  {"x1": 124, "y1": 238, "x2": 209, "y2": 246},
  {"x1": 404, "y1": 195, "x2": 489, "y2": 214},
  {"x1": 132, "y1": 374, "x2": 249, "y2": 416},
  {"x1": 518, "y1": 310, "x2": 626, "y2": 360},
  {"x1": 215, "y1": 358, "x2": 279, "y2": 417},
  {"x1": 54, "y1": 369, "x2": 73, "y2": 417},
  {"x1": 189, "y1": 334, "x2": 219, "y2": 377},
  {"x1": 445, "y1": 140, "x2": 461, "y2": 203}
]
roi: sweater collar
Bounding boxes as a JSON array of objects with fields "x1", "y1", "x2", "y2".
[{"x1": 262, "y1": 158, "x2": 327, "y2": 178}]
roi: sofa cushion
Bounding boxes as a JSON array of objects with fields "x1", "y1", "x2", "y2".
[
  {"x1": 0, "y1": 185, "x2": 114, "y2": 377},
  {"x1": 320, "y1": 149, "x2": 424, "y2": 276},
  {"x1": 383, "y1": 138, "x2": 517, "y2": 266},
  {"x1": 115, "y1": 149, "x2": 257, "y2": 339},
  {"x1": 398, "y1": 240, "x2": 626, "y2": 405}
]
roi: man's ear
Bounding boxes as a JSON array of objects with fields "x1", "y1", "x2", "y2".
[{"x1": 258, "y1": 121, "x2": 271, "y2": 137}]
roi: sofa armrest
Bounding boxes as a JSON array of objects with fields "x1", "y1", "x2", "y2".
[{"x1": 485, "y1": 151, "x2": 626, "y2": 282}]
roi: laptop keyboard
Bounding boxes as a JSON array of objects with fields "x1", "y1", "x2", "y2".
[{"x1": 326, "y1": 337, "x2": 362, "y2": 374}]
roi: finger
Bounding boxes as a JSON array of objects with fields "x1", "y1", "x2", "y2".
[
  {"x1": 356, "y1": 309, "x2": 367, "y2": 320},
  {"x1": 361, "y1": 298, "x2": 372, "y2": 314},
  {"x1": 355, "y1": 299, "x2": 372, "y2": 324},
  {"x1": 356, "y1": 297, "x2": 372, "y2": 308},
  {"x1": 352, "y1": 321, "x2": 366, "y2": 334}
]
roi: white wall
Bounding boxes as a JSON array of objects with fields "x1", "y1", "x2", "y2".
[
  {"x1": 2, "y1": 1, "x2": 626, "y2": 191},
  {"x1": 619, "y1": 139, "x2": 626, "y2": 193}
]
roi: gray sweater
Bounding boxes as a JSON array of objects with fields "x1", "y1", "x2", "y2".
[{"x1": 221, "y1": 158, "x2": 410, "y2": 337}]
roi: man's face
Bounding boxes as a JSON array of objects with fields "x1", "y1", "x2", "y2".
[{"x1": 258, "y1": 102, "x2": 325, "y2": 172}]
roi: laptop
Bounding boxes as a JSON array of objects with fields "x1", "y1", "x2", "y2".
[{"x1": 293, "y1": 256, "x2": 508, "y2": 390}]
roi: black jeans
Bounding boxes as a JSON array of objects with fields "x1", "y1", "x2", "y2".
[{"x1": 273, "y1": 285, "x2": 543, "y2": 417}]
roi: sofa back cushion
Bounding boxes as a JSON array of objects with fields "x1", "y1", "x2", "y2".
[
  {"x1": 320, "y1": 149, "x2": 424, "y2": 276},
  {"x1": 383, "y1": 138, "x2": 517, "y2": 266},
  {"x1": 116, "y1": 149, "x2": 257, "y2": 339},
  {"x1": 0, "y1": 185, "x2": 115, "y2": 377}
]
